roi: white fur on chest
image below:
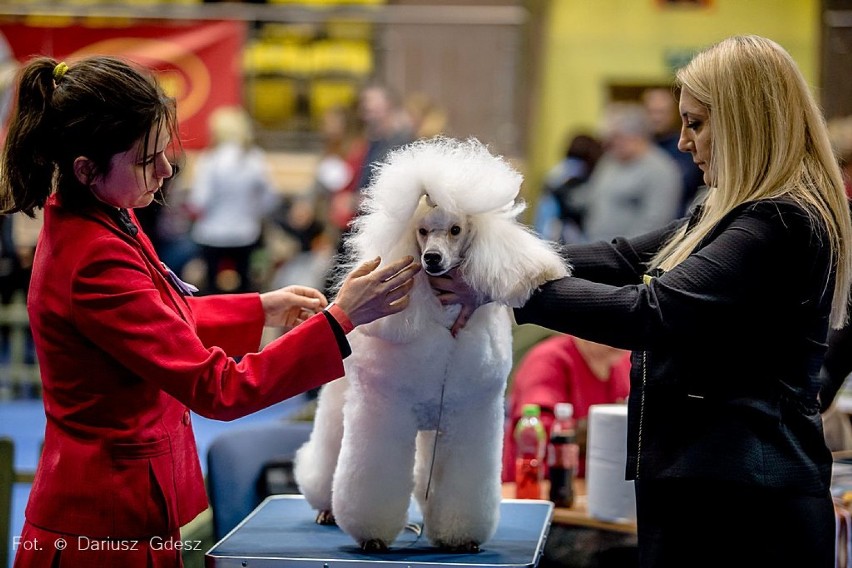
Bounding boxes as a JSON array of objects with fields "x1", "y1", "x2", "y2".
[{"x1": 345, "y1": 302, "x2": 513, "y2": 413}]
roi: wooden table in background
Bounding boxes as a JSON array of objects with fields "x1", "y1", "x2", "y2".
[{"x1": 502, "y1": 480, "x2": 637, "y2": 535}]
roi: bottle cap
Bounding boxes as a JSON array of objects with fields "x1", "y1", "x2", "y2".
[
  {"x1": 554, "y1": 402, "x2": 573, "y2": 419},
  {"x1": 521, "y1": 403, "x2": 541, "y2": 417}
]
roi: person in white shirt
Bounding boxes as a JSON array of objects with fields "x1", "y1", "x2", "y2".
[{"x1": 188, "y1": 106, "x2": 281, "y2": 293}]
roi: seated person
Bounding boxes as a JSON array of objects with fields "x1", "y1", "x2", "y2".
[{"x1": 502, "y1": 333, "x2": 631, "y2": 481}]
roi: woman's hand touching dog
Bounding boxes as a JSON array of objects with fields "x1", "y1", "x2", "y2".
[
  {"x1": 260, "y1": 256, "x2": 420, "y2": 332},
  {"x1": 335, "y1": 256, "x2": 421, "y2": 327},
  {"x1": 428, "y1": 267, "x2": 489, "y2": 336}
]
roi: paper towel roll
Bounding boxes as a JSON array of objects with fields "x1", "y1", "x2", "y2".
[{"x1": 586, "y1": 404, "x2": 636, "y2": 523}]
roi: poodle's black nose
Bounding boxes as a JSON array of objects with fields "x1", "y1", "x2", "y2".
[{"x1": 423, "y1": 251, "x2": 442, "y2": 268}]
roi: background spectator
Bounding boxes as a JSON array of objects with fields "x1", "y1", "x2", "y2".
[
  {"x1": 353, "y1": 81, "x2": 414, "y2": 203},
  {"x1": 827, "y1": 114, "x2": 852, "y2": 199},
  {"x1": 582, "y1": 102, "x2": 682, "y2": 242},
  {"x1": 403, "y1": 91, "x2": 449, "y2": 140},
  {"x1": 187, "y1": 105, "x2": 282, "y2": 294},
  {"x1": 502, "y1": 333, "x2": 633, "y2": 568},
  {"x1": 322, "y1": 82, "x2": 413, "y2": 297},
  {"x1": 642, "y1": 87, "x2": 706, "y2": 215},
  {"x1": 312, "y1": 104, "x2": 367, "y2": 260},
  {"x1": 502, "y1": 334, "x2": 631, "y2": 482},
  {"x1": 533, "y1": 133, "x2": 604, "y2": 244}
]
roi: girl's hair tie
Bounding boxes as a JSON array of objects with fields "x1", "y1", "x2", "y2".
[{"x1": 53, "y1": 62, "x2": 68, "y2": 82}]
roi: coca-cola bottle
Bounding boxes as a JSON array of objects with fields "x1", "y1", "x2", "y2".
[{"x1": 547, "y1": 402, "x2": 579, "y2": 507}]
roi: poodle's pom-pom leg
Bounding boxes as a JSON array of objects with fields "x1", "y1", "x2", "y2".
[
  {"x1": 360, "y1": 539, "x2": 390, "y2": 553},
  {"x1": 419, "y1": 395, "x2": 504, "y2": 549},
  {"x1": 332, "y1": 394, "x2": 418, "y2": 550},
  {"x1": 293, "y1": 378, "x2": 348, "y2": 514},
  {"x1": 316, "y1": 510, "x2": 336, "y2": 526},
  {"x1": 437, "y1": 541, "x2": 480, "y2": 554}
]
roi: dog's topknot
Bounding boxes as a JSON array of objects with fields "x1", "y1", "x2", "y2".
[
  {"x1": 344, "y1": 137, "x2": 523, "y2": 265},
  {"x1": 363, "y1": 136, "x2": 522, "y2": 219}
]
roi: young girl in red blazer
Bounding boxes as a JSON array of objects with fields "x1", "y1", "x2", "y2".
[{"x1": 1, "y1": 55, "x2": 419, "y2": 568}]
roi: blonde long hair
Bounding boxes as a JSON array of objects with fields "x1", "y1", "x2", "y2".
[{"x1": 651, "y1": 35, "x2": 852, "y2": 329}]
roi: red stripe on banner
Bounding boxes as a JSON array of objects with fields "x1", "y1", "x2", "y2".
[{"x1": 0, "y1": 20, "x2": 246, "y2": 148}]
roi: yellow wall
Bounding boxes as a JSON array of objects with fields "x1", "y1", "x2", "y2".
[{"x1": 526, "y1": 0, "x2": 820, "y2": 205}]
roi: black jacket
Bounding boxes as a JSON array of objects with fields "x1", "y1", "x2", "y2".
[{"x1": 515, "y1": 198, "x2": 834, "y2": 494}]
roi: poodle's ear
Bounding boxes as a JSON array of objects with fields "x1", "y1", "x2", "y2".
[{"x1": 462, "y1": 215, "x2": 570, "y2": 308}]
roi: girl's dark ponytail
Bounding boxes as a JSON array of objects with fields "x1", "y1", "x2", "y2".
[
  {"x1": 1, "y1": 57, "x2": 60, "y2": 217},
  {"x1": 1, "y1": 55, "x2": 178, "y2": 217}
]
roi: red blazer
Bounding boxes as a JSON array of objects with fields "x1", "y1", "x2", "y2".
[{"x1": 25, "y1": 197, "x2": 344, "y2": 539}]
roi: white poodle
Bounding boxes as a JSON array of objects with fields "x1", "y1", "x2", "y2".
[{"x1": 293, "y1": 137, "x2": 570, "y2": 552}]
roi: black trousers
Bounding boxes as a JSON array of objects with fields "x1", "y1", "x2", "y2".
[
  {"x1": 634, "y1": 478, "x2": 835, "y2": 568},
  {"x1": 199, "y1": 242, "x2": 257, "y2": 294}
]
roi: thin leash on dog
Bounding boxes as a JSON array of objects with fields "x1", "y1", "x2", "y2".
[
  {"x1": 424, "y1": 378, "x2": 448, "y2": 503},
  {"x1": 403, "y1": 380, "x2": 446, "y2": 547},
  {"x1": 424, "y1": 327, "x2": 459, "y2": 503},
  {"x1": 405, "y1": 343, "x2": 454, "y2": 545}
]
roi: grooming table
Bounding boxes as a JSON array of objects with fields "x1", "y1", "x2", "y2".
[{"x1": 205, "y1": 495, "x2": 553, "y2": 568}]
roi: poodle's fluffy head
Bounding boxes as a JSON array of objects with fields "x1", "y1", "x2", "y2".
[
  {"x1": 347, "y1": 136, "x2": 523, "y2": 252},
  {"x1": 415, "y1": 195, "x2": 470, "y2": 276},
  {"x1": 338, "y1": 136, "x2": 570, "y2": 309}
]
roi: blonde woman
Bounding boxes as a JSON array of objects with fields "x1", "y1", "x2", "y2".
[{"x1": 434, "y1": 35, "x2": 852, "y2": 567}]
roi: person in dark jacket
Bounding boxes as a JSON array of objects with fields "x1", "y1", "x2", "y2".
[{"x1": 430, "y1": 35, "x2": 852, "y2": 568}]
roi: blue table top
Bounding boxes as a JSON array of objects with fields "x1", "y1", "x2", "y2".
[{"x1": 207, "y1": 495, "x2": 553, "y2": 568}]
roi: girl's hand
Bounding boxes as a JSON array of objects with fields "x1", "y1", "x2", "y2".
[{"x1": 260, "y1": 285, "x2": 328, "y2": 330}]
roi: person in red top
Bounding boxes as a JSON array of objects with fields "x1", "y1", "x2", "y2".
[
  {"x1": 1, "y1": 55, "x2": 419, "y2": 568},
  {"x1": 502, "y1": 334, "x2": 631, "y2": 481}
]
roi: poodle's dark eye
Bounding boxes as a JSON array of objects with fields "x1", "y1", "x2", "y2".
[
  {"x1": 450, "y1": 226, "x2": 461, "y2": 236},
  {"x1": 418, "y1": 228, "x2": 428, "y2": 236}
]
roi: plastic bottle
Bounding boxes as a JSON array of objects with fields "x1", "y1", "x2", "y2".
[
  {"x1": 547, "y1": 402, "x2": 579, "y2": 508},
  {"x1": 514, "y1": 403, "x2": 546, "y2": 499}
]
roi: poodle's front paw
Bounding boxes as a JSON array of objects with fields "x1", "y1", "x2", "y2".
[
  {"x1": 438, "y1": 541, "x2": 480, "y2": 554},
  {"x1": 315, "y1": 510, "x2": 336, "y2": 525},
  {"x1": 360, "y1": 539, "x2": 390, "y2": 553}
]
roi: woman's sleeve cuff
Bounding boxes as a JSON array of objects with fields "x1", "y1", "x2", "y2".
[{"x1": 326, "y1": 303, "x2": 355, "y2": 334}]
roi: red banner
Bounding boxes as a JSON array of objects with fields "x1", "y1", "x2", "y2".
[{"x1": 0, "y1": 19, "x2": 246, "y2": 149}]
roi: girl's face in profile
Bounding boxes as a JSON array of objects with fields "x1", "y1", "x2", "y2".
[
  {"x1": 677, "y1": 88, "x2": 712, "y2": 187},
  {"x1": 92, "y1": 125, "x2": 173, "y2": 210}
]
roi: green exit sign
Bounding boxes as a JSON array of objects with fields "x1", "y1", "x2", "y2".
[{"x1": 665, "y1": 49, "x2": 697, "y2": 72}]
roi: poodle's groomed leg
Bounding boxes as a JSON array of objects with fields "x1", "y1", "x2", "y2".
[
  {"x1": 293, "y1": 378, "x2": 347, "y2": 519},
  {"x1": 414, "y1": 430, "x2": 480, "y2": 554},
  {"x1": 315, "y1": 510, "x2": 336, "y2": 526},
  {"x1": 416, "y1": 396, "x2": 504, "y2": 551},
  {"x1": 332, "y1": 391, "x2": 418, "y2": 550}
]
